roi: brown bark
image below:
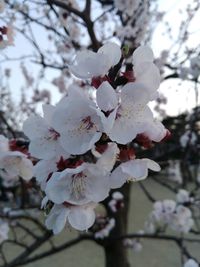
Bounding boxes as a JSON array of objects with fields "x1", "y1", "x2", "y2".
[{"x1": 104, "y1": 184, "x2": 131, "y2": 267}]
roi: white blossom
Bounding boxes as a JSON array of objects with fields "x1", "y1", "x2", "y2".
[
  {"x1": 170, "y1": 205, "x2": 194, "y2": 233},
  {"x1": 51, "y1": 85, "x2": 104, "y2": 155},
  {"x1": 147, "y1": 200, "x2": 194, "y2": 234},
  {"x1": 70, "y1": 43, "x2": 121, "y2": 79},
  {"x1": 108, "y1": 191, "x2": 124, "y2": 212},
  {"x1": 45, "y1": 162, "x2": 110, "y2": 205},
  {"x1": 97, "y1": 81, "x2": 161, "y2": 144},
  {"x1": 132, "y1": 46, "x2": 160, "y2": 100},
  {"x1": 123, "y1": 238, "x2": 143, "y2": 253},
  {"x1": 96, "y1": 142, "x2": 119, "y2": 174},
  {"x1": 23, "y1": 104, "x2": 69, "y2": 160},
  {"x1": 94, "y1": 218, "x2": 115, "y2": 239},
  {"x1": 110, "y1": 158, "x2": 160, "y2": 189},
  {"x1": 176, "y1": 189, "x2": 191, "y2": 204},
  {"x1": 0, "y1": 135, "x2": 33, "y2": 181},
  {"x1": 45, "y1": 203, "x2": 96, "y2": 234}
]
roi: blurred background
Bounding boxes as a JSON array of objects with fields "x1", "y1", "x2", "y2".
[{"x1": 0, "y1": 0, "x2": 200, "y2": 267}]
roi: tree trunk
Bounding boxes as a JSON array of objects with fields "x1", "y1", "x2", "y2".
[{"x1": 104, "y1": 184, "x2": 131, "y2": 267}]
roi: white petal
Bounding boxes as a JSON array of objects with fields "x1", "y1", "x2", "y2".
[
  {"x1": 42, "y1": 104, "x2": 55, "y2": 125},
  {"x1": 34, "y1": 159, "x2": 57, "y2": 187},
  {"x1": 121, "y1": 82, "x2": 150, "y2": 104},
  {"x1": 96, "y1": 81, "x2": 118, "y2": 111},
  {"x1": 46, "y1": 166, "x2": 90, "y2": 205},
  {"x1": 23, "y1": 115, "x2": 48, "y2": 140},
  {"x1": 109, "y1": 117, "x2": 138, "y2": 144},
  {"x1": 29, "y1": 137, "x2": 59, "y2": 160},
  {"x1": 121, "y1": 159, "x2": 148, "y2": 181},
  {"x1": 98, "y1": 42, "x2": 121, "y2": 67},
  {"x1": 97, "y1": 142, "x2": 119, "y2": 173},
  {"x1": 45, "y1": 172, "x2": 70, "y2": 204},
  {"x1": 19, "y1": 157, "x2": 33, "y2": 180},
  {"x1": 134, "y1": 62, "x2": 160, "y2": 97},
  {"x1": 68, "y1": 205, "x2": 95, "y2": 231},
  {"x1": 45, "y1": 205, "x2": 69, "y2": 234},
  {"x1": 132, "y1": 46, "x2": 154, "y2": 65},
  {"x1": 70, "y1": 50, "x2": 109, "y2": 78},
  {"x1": 143, "y1": 120, "x2": 167, "y2": 142},
  {"x1": 101, "y1": 107, "x2": 117, "y2": 133},
  {"x1": 119, "y1": 159, "x2": 160, "y2": 182},
  {"x1": 85, "y1": 166, "x2": 110, "y2": 202},
  {"x1": 53, "y1": 100, "x2": 103, "y2": 155},
  {"x1": 41, "y1": 196, "x2": 49, "y2": 209},
  {"x1": 110, "y1": 165, "x2": 128, "y2": 189},
  {"x1": 59, "y1": 131, "x2": 101, "y2": 155},
  {"x1": 144, "y1": 159, "x2": 161, "y2": 172}
]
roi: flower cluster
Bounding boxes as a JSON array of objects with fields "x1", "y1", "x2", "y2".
[
  {"x1": 94, "y1": 217, "x2": 116, "y2": 239},
  {"x1": 114, "y1": 0, "x2": 151, "y2": 44},
  {"x1": 23, "y1": 42, "x2": 168, "y2": 233},
  {"x1": 108, "y1": 191, "x2": 124, "y2": 213},
  {"x1": 0, "y1": 135, "x2": 33, "y2": 186},
  {"x1": 145, "y1": 190, "x2": 194, "y2": 234},
  {"x1": 123, "y1": 237, "x2": 143, "y2": 253}
]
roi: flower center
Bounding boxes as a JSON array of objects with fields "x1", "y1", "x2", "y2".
[
  {"x1": 48, "y1": 128, "x2": 60, "y2": 140},
  {"x1": 81, "y1": 116, "x2": 95, "y2": 130},
  {"x1": 71, "y1": 172, "x2": 87, "y2": 200}
]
